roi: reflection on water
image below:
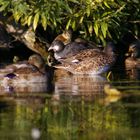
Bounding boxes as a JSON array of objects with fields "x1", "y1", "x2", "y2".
[
  {"x1": 125, "y1": 68, "x2": 140, "y2": 80},
  {"x1": 54, "y1": 69, "x2": 108, "y2": 100},
  {"x1": 0, "y1": 68, "x2": 140, "y2": 139},
  {"x1": 0, "y1": 68, "x2": 54, "y2": 94}
]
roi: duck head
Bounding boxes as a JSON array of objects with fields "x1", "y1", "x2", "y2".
[
  {"x1": 103, "y1": 42, "x2": 116, "y2": 56},
  {"x1": 28, "y1": 54, "x2": 46, "y2": 73},
  {"x1": 62, "y1": 29, "x2": 72, "y2": 43},
  {"x1": 128, "y1": 43, "x2": 140, "y2": 58},
  {"x1": 125, "y1": 40, "x2": 140, "y2": 58},
  {"x1": 48, "y1": 40, "x2": 65, "y2": 53}
]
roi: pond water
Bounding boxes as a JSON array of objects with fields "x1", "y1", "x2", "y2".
[{"x1": 0, "y1": 67, "x2": 140, "y2": 140}]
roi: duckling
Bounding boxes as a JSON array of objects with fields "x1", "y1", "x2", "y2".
[
  {"x1": 53, "y1": 42, "x2": 116, "y2": 75},
  {"x1": 48, "y1": 40, "x2": 99, "y2": 60},
  {"x1": 0, "y1": 54, "x2": 47, "y2": 84},
  {"x1": 104, "y1": 84, "x2": 121, "y2": 96}
]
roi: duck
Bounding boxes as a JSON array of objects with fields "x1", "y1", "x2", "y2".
[
  {"x1": 52, "y1": 29, "x2": 72, "y2": 45},
  {"x1": 53, "y1": 42, "x2": 116, "y2": 75},
  {"x1": 104, "y1": 84, "x2": 121, "y2": 96},
  {"x1": 125, "y1": 39, "x2": 140, "y2": 68},
  {"x1": 74, "y1": 37, "x2": 103, "y2": 50},
  {"x1": 48, "y1": 40, "x2": 100, "y2": 61},
  {"x1": 0, "y1": 54, "x2": 47, "y2": 84}
]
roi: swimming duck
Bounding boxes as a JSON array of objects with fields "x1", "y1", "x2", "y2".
[
  {"x1": 53, "y1": 42, "x2": 116, "y2": 75},
  {"x1": 125, "y1": 40, "x2": 140, "y2": 68},
  {"x1": 0, "y1": 54, "x2": 47, "y2": 84},
  {"x1": 48, "y1": 40, "x2": 99, "y2": 60}
]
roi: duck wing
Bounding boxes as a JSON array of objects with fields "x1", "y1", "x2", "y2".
[{"x1": 59, "y1": 49, "x2": 102, "y2": 64}]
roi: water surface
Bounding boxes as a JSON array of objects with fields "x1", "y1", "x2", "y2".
[{"x1": 0, "y1": 68, "x2": 140, "y2": 140}]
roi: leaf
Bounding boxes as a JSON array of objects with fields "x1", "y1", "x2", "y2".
[
  {"x1": 101, "y1": 22, "x2": 108, "y2": 38},
  {"x1": 27, "y1": 15, "x2": 33, "y2": 26},
  {"x1": 104, "y1": 1, "x2": 110, "y2": 8},
  {"x1": 0, "y1": 2, "x2": 9, "y2": 12},
  {"x1": 94, "y1": 21, "x2": 99, "y2": 36},
  {"x1": 99, "y1": 34, "x2": 105, "y2": 45},
  {"x1": 68, "y1": 0, "x2": 80, "y2": 4},
  {"x1": 66, "y1": 19, "x2": 71, "y2": 29},
  {"x1": 21, "y1": 16, "x2": 28, "y2": 25},
  {"x1": 14, "y1": 11, "x2": 22, "y2": 22},
  {"x1": 72, "y1": 20, "x2": 76, "y2": 29},
  {"x1": 33, "y1": 12, "x2": 40, "y2": 30},
  {"x1": 41, "y1": 14, "x2": 47, "y2": 30},
  {"x1": 79, "y1": 16, "x2": 84, "y2": 24},
  {"x1": 86, "y1": 6, "x2": 91, "y2": 17},
  {"x1": 88, "y1": 22, "x2": 93, "y2": 35}
]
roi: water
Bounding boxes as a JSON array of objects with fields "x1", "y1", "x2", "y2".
[{"x1": 0, "y1": 68, "x2": 140, "y2": 140}]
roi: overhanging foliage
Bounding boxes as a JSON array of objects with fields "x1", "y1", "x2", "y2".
[{"x1": 0, "y1": 0, "x2": 139, "y2": 43}]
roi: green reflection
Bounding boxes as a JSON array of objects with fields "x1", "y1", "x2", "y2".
[{"x1": 0, "y1": 95, "x2": 140, "y2": 140}]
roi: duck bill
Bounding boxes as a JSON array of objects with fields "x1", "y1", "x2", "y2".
[{"x1": 48, "y1": 46, "x2": 53, "y2": 51}]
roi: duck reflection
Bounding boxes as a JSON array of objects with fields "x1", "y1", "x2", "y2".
[
  {"x1": 125, "y1": 68, "x2": 140, "y2": 80},
  {"x1": 0, "y1": 65, "x2": 54, "y2": 94},
  {"x1": 0, "y1": 77, "x2": 54, "y2": 94},
  {"x1": 54, "y1": 69, "x2": 108, "y2": 99}
]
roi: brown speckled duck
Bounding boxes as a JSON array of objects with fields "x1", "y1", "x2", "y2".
[
  {"x1": 53, "y1": 42, "x2": 116, "y2": 75},
  {"x1": 0, "y1": 54, "x2": 47, "y2": 84}
]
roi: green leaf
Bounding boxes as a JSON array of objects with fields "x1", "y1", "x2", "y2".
[
  {"x1": 27, "y1": 15, "x2": 33, "y2": 26},
  {"x1": 0, "y1": 2, "x2": 9, "y2": 12},
  {"x1": 14, "y1": 11, "x2": 22, "y2": 22},
  {"x1": 101, "y1": 22, "x2": 108, "y2": 38},
  {"x1": 33, "y1": 12, "x2": 40, "y2": 30},
  {"x1": 72, "y1": 20, "x2": 76, "y2": 29},
  {"x1": 94, "y1": 21, "x2": 99, "y2": 36},
  {"x1": 68, "y1": 0, "x2": 80, "y2": 4},
  {"x1": 41, "y1": 14, "x2": 47, "y2": 30},
  {"x1": 66, "y1": 19, "x2": 71, "y2": 29},
  {"x1": 104, "y1": 1, "x2": 110, "y2": 8},
  {"x1": 88, "y1": 22, "x2": 93, "y2": 35},
  {"x1": 86, "y1": 6, "x2": 91, "y2": 17},
  {"x1": 79, "y1": 16, "x2": 84, "y2": 24}
]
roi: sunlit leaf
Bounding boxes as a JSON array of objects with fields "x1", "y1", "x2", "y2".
[
  {"x1": 27, "y1": 15, "x2": 33, "y2": 26},
  {"x1": 104, "y1": 1, "x2": 110, "y2": 8},
  {"x1": 33, "y1": 12, "x2": 40, "y2": 30},
  {"x1": 66, "y1": 19, "x2": 71, "y2": 30},
  {"x1": 68, "y1": 0, "x2": 80, "y2": 4},
  {"x1": 79, "y1": 16, "x2": 84, "y2": 24},
  {"x1": 101, "y1": 22, "x2": 108, "y2": 38},
  {"x1": 86, "y1": 6, "x2": 91, "y2": 17},
  {"x1": 88, "y1": 22, "x2": 93, "y2": 35},
  {"x1": 41, "y1": 14, "x2": 47, "y2": 30},
  {"x1": 0, "y1": 2, "x2": 9, "y2": 12},
  {"x1": 94, "y1": 22, "x2": 99, "y2": 36},
  {"x1": 15, "y1": 11, "x2": 23, "y2": 22},
  {"x1": 72, "y1": 20, "x2": 76, "y2": 29}
]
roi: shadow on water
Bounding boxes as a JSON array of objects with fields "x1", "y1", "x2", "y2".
[{"x1": 0, "y1": 68, "x2": 140, "y2": 139}]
